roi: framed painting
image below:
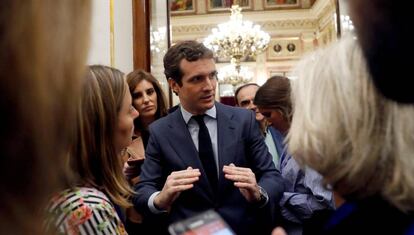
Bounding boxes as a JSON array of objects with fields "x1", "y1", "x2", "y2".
[
  {"x1": 268, "y1": 70, "x2": 297, "y2": 80},
  {"x1": 267, "y1": 66, "x2": 292, "y2": 78},
  {"x1": 269, "y1": 71, "x2": 287, "y2": 77},
  {"x1": 170, "y1": 0, "x2": 196, "y2": 15},
  {"x1": 263, "y1": 0, "x2": 300, "y2": 9},
  {"x1": 267, "y1": 37, "x2": 302, "y2": 60},
  {"x1": 207, "y1": 0, "x2": 252, "y2": 12},
  {"x1": 214, "y1": 55, "x2": 255, "y2": 64}
]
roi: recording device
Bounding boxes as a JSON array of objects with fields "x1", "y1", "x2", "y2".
[
  {"x1": 126, "y1": 158, "x2": 144, "y2": 167},
  {"x1": 168, "y1": 210, "x2": 235, "y2": 235}
]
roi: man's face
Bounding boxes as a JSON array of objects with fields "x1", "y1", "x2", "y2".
[
  {"x1": 169, "y1": 58, "x2": 217, "y2": 115},
  {"x1": 236, "y1": 85, "x2": 264, "y2": 122}
]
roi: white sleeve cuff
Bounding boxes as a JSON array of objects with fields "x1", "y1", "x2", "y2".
[{"x1": 148, "y1": 191, "x2": 167, "y2": 214}]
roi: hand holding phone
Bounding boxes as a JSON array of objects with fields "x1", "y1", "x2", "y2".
[
  {"x1": 127, "y1": 158, "x2": 145, "y2": 167},
  {"x1": 168, "y1": 210, "x2": 235, "y2": 235}
]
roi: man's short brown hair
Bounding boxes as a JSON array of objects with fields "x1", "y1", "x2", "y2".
[{"x1": 163, "y1": 40, "x2": 214, "y2": 85}]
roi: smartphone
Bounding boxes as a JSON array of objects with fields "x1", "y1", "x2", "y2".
[
  {"x1": 126, "y1": 158, "x2": 145, "y2": 167},
  {"x1": 168, "y1": 210, "x2": 235, "y2": 235}
]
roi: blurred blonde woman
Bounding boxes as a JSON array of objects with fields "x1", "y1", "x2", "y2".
[
  {"x1": 288, "y1": 36, "x2": 414, "y2": 234},
  {"x1": 46, "y1": 65, "x2": 138, "y2": 234},
  {"x1": 0, "y1": 1, "x2": 91, "y2": 234}
]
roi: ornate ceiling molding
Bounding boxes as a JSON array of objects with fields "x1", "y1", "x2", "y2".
[
  {"x1": 318, "y1": 0, "x2": 336, "y2": 18},
  {"x1": 317, "y1": 1, "x2": 337, "y2": 30},
  {"x1": 261, "y1": 19, "x2": 318, "y2": 30},
  {"x1": 172, "y1": 24, "x2": 215, "y2": 34},
  {"x1": 172, "y1": 19, "x2": 318, "y2": 35}
]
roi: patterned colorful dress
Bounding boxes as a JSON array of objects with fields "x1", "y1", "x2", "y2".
[{"x1": 46, "y1": 187, "x2": 127, "y2": 235}]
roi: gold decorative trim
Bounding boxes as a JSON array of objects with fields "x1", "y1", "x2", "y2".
[
  {"x1": 110, "y1": 0, "x2": 115, "y2": 66},
  {"x1": 171, "y1": 19, "x2": 318, "y2": 35},
  {"x1": 261, "y1": 19, "x2": 318, "y2": 30}
]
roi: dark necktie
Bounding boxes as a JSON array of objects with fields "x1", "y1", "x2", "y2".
[{"x1": 193, "y1": 115, "x2": 218, "y2": 192}]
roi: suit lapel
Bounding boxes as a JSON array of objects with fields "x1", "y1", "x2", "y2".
[
  {"x1": 166, "y1": 109, "x2": 202, "y2": 169},
  {"x1": 216, "y1": 103, "x2": 238, "y2": 192}
]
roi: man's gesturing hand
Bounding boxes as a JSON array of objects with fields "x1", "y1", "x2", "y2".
[
  {"x1": 154, "y1": 167, "x2": 200, "y2": 210},
  {"x1": 223, "y1": 163, "x2": 261, "y2": 203}
]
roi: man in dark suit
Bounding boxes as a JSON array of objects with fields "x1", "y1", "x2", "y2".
[{"x1": 134, "y1": 40, "x2": 285, "y2": 235}]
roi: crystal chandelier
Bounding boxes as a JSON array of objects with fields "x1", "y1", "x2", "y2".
[
  {"x1": 339, "y1": 14, "x2": 354, "y2": 35},
  {"x1": 150, "y1": 26, "x2": 166, "y2": 53},
  {"x1": 218, "y1": 65, "x2": 253, "y2": 86},
  {"x1": 204, "y1": 3, "x2": 270, "y2": 72}
]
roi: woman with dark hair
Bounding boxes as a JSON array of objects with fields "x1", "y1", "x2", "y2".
[
  {"x1": 254, "y1": 76, "x2": 292, "y2": 135},
  {"x1": 123, "y1": 69, "x2": 168, "y2": 183},
  {"x1": 255, "y1": 76, "x2": 334, "y2": 235},
  {"x1": 46, "y1": 65, "x2": 139, "y2": 234},
  {"x1": 122, "y1": 69, "x2": 168, "y2": 233},
  {"x1": 127, "y1": 70, "x2": 167, "y2": 148}
]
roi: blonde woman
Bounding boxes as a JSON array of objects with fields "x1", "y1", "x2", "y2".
[
  {"x1": 47, "y1": 65, "x2": 138, "y2": 234},
  {"x1": 287, "y1": 36, "x2": 414, "y2": 234},
  {"x1": 0, "y1": 1, "x2": 91, "y2": 234}
]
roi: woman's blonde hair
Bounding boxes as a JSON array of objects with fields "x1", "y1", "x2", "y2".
[
  {"x1": 288, "y1": 36, "x2": 414, "y2": 212},
  {"x1": 0, "y1": 0, "x2": 91, "y2": 234},
  {"x1": 71, "y1": 65, "x2": 134, "y2": 208}
]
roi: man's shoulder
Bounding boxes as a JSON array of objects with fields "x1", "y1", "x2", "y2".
[
  {"x1": 216, "y1": 102, "x2": 252, "y2": 117},
  {"x1": 148, "y1": 108, "x2": 183, "y2": 132},
  {"x1": 149, "y1": 113, "x2": 174, "y2": 129}
]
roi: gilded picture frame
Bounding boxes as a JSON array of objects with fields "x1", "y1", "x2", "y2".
[
  {"x1": 263, "y1": 0, "x2": 300, "y2": 9},
  {"x1": 170, "y1": 0, "x2": 196, "y2": 15},
  {"x1": 207, "y1": 0, "x2": 252, "y2": 12}
]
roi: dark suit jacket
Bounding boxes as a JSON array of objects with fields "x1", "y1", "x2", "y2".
[
  {"x1": 312, "y1": 196, "x2": 414, "y2": 235},
  {"x1": 134, "y1": 102, "x2": 285, "y2": 235}
]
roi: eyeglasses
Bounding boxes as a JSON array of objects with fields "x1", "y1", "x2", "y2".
[{"x1": 239, "y1": 99, "x2": 254, "y2": 107}]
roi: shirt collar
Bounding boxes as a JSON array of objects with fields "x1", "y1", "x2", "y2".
[{"x1": 180, "y1": 104, "x2": 217, "y2": 124}]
